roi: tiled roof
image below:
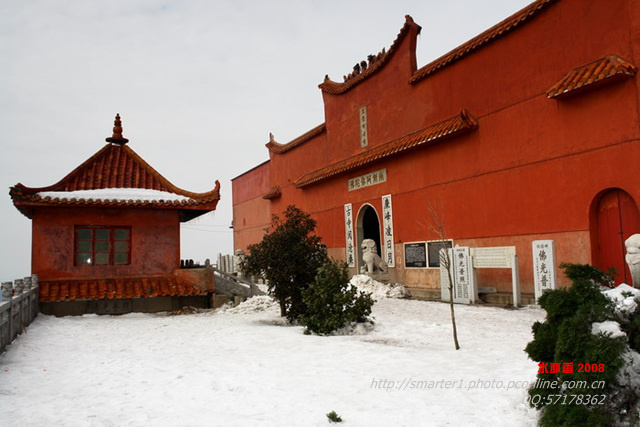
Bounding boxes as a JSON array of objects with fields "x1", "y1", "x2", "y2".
[
  {"x1": 266, "y1": 124, "x2": 326, "y2": 154},
  {"x1": 11, "y1": 116, "x2": 220, "y2": 219},
  {"x1": 293, "y1": 110, "x2": 478, "y2": 188},
  {"x1": 409, "y1": 0, "x2": 558, "y2": 84},
  {"x1": 319, "y1": 15, "x2": 422, "y2": 95},
  {"x1": 546, "y1": 55, "x2": 637, "y2": 99},
  {"x1": 262, "y1": 186, "x2": 282, "y2": 200},
  {"x1": 39, "y1": 275, "x2": 202, "y2": 302}
]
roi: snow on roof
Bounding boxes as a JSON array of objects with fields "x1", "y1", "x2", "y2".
[{"x1": 37, "y1": 188, "x2": 192, "y2": 203}]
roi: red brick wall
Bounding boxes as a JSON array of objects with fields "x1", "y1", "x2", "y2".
[{"x1": 233, "y1": 0, "x2": 640, "y2": 292}]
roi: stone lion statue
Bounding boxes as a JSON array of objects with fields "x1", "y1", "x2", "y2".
[
  {"x1": 625, "y1": 234, "x2": 640, "y2": 288},
  {"x1": 360, "y1": 239, "x2": 388, "y2": 275}
]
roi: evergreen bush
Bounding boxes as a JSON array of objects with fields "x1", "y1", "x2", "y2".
[
  {"x1": 301, "y1": 260, "x2": 374, "y2": 335},
  {"x1": 525, "y1": 263, "x2": 639, "y2": 426},
  {"x1": 240, "y1": 205, "x2": 328, "y2": 322}
]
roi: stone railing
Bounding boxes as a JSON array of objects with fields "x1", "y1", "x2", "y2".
[{"x1": 0, "y1": 275, "x2": 39, "y2": 355}]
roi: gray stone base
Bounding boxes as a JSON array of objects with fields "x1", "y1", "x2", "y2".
[
  {"x1": 406, "y1": 288, "x2": 535, "y2": 307},
  {"x1": 40, "y1": 294, "x2": 213, "y2": 317}
]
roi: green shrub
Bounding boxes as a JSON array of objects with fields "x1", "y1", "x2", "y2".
[
  {"x1": 525, "y1": 263, "x2": 629, "y2": 426},
  {"x1": 240, "y1": 205, "x2": 328, "y2": 322},
  {"x1": 301, "y1": 260, "x2": 374, "y2": 335},
  {"x1": 557, "y1": 262, "x2": 615, "y2": 287}
]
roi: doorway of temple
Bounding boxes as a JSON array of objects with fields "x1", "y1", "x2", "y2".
[
  {"x1": 356, "y1": 204, "x2": 382, "y2": 273},
  {"x1": 592, "y1": 188, "x2": 640, "y2": 284}
]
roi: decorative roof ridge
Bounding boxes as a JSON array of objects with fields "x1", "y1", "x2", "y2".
[
  {"x1": 319, "y1": 15, "x2": 422, "y2": 95},
  {"x1": 546, "y1": 55, "x2": 637, "y2": 99},
  {"x1": 266, "y1": 123, "x2": 326, "y2": 154},
  {"x1": 105, "y1": 113, "x2": 129, "y2": 145},
  {"x1": 409, "y1": 0, "x2": 559, "y2": 84},
  {"x1": 293, "y1": 109, "x2": 478, "y2": 188}
]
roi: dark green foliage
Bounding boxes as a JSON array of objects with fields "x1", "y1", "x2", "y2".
[
  {"x1": 558, "y1": 262, "x2": 615, "y2": 287},
  {"x1": 538, "y1": 403, "x2": 611, "y2": 427},
  {"x1": 622, "y1": 306, "x2": 640, "y2": 353},
  {"x1": 301, "y1": 260, "x2": 374, "y2": 335},
  {"x1": 525, "y1": 263, "x2": 630, "y2": 426},
  {"x1": 240, "y1": 205, "x2": 328, "y2": 321},
  {"x1": 326, "y1": 410, "x2": 343, "y2": 423}
]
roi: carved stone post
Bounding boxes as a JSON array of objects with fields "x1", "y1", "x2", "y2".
[
  {"x1": 1, "y1": 282, "x2": 12, "y2": 301},
  {"x1": 14, "y1": 278, "x2": 24, "y2": 294}
]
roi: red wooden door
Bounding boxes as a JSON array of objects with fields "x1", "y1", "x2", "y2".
[{"x1": 594, "y1": 189, "x2": 640, "y2": 284}]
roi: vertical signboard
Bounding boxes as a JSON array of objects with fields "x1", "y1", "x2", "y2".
[
  {"x1": 440, "y1": 247, "x2": 475, "y2": 304},
  {"x1": 359, "y1": 106, "x2": 368, "y2": 148},
  {"x1": 344, "y1": 204, "x2": 355, "y2": 267},
  {"x1": 532, "y1": 240, "x2": 557, "y2": 301},
  {"x1": 381, "y1": 195, "x2": 395, "y2": 267}
]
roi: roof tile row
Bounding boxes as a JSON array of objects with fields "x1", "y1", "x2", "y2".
[
  {"x1": 39, "y1": 276, "x2": 201, "y2": 302},
  {"x1": 293, "y1": 110, "x2": 478, "y2": 188},
  {"x1": 409, "y1": 0, "x2": 558, "y2": 84},
  {"x1": 266, "y1": 124, "x2": 326, "y2": 154},
  {"x1": 546, "y1": 55, "x2": 637, "y2": 99}
]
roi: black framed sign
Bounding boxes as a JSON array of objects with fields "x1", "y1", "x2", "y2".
[
  {"x1": 427, "y1": 240, "x2": 453, "y2": 268},
  {"x1": 404, "y1": 242, "x2": 427, "y2": 268}
]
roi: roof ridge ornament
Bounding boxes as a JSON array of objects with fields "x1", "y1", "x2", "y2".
[{"x1": 106, "y1": 113, "x2": 129, "y2": 145}]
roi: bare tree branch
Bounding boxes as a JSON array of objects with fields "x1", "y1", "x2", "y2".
[{"x1": 418, "y1": 198, "x2": 460, "y2": 350}]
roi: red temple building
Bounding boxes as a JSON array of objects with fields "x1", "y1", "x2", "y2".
[
  {"x1": 11, "y1": 115, "x2": 221, "y2": 315},
  {"x1": 232, "y1": 0, "x2": 640, "y2": 303}
]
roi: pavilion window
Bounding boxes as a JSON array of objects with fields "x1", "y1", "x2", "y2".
[{"x1": 75, "y1": 226, "x2": 131, "y2": 266}]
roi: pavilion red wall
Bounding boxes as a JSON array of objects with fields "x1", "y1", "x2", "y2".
[{"x1": 31, "y1": 207, "x2": 180, "y2": 281}]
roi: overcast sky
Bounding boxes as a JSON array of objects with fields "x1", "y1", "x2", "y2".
[{"x1": 0, "y1": 0, "x2": 533, "y2": 280}]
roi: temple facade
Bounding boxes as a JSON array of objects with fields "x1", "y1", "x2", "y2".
[
  {"x1": 11, "y1": 115, "x2": 220, "y2": 314},
  {"x1": 232, "y1": 0, "x2": 640, "y2": 301}
]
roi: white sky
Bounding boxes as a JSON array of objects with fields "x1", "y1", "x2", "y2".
[{"x1": 0, "y1": 0, "x2": 533, "y2": 280}]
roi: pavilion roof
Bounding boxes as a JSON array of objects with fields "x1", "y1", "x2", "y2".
[{"x1": 10, "y1": 114, "x2": 220, "y2": 221}]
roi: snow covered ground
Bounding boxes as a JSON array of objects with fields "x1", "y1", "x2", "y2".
[{"x1": 1, "y1": 294, "x2": 545, "y2": 426}]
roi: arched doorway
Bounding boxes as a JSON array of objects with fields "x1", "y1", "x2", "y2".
[
  {"x1": 356, "y1": 204, "x2": 382, "y2": 272},
  {"x1": 591, "y1": 189, "x2": 640, "y2": 284}
]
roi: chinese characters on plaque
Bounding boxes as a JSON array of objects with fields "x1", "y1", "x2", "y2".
[
  {"x1": 440, "y1": 247, "x2": 476, "y2": 304},
  {"x1": 348, "y1": 169, "x2": 387, "y2": 191},
  {"x1": 359, "y1": 106, "x2": 368, "y2": 148},
  {"x1": 382, "y1": 195, "x2": 395, "y2": 267},
  {"x1": 344, "y1": 204, "x2": 355, "y2": 267},
  {"x1": 532, "y1": 240, "x2": 556, "y2": 301},
  {"x1": 404, "y1": 242, "x2": 427, "y2": 268}
]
